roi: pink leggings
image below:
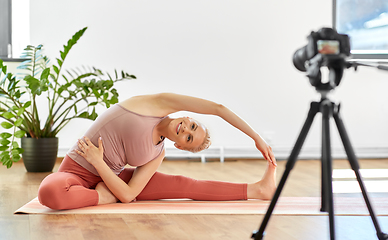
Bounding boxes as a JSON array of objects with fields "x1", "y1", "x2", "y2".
[{"x1": 38, "y1": 156, "x2": 247, "y2": 210}]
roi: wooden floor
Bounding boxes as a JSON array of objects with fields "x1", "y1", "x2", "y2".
[{"x1": 1, "y1": 158, "x2": 388, "y2": 240}]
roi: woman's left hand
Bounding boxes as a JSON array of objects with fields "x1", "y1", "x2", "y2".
[
  {"x1": 76, "y1": 136, "x2": 104, "y2": 166},
  {"x1": 255, "y1": 137, "x2": 277, "y2": 167}
]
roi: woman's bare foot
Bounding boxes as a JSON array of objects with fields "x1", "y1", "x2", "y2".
[
  {"x1": 247, "y1": 162, "x2": 277, "y2": 200},
  {"x1": 95, "y1": 182, "x2": 118, "y2": 205}
]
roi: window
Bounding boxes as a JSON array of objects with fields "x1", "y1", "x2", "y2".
[
  {"x1": 0, "y1": 0, "x2": 12, "y2": 59},
  {"x1": 333, "y1": 0, "x2": 388, "y2": 59},
  {"x1": 0, "y1": 0, "x2": 30, "y2": 60}
]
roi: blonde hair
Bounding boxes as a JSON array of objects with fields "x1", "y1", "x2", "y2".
[{"x1": 187, "y1": 128, "x2": 211, "y2": 153}]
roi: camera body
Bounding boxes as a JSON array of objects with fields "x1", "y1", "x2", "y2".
[
  {"x1": 293, "y1": 28, "x2": 351, "y2": 72},
  {"x1": 293, "y1": 28, "x2": 351, "y2": 89}
]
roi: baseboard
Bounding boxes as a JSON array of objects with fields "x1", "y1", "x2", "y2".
[{"x1": 58, "y1": 146, "x2": 388, "y2": 162}]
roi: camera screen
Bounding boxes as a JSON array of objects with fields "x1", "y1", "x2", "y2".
[{"x1": 317, "y1": 40, "x2": 340, "y2": 54}]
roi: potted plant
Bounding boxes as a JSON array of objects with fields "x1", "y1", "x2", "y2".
[{"x1": 0, "y1": 27, "x2": 135, "y2": 171}]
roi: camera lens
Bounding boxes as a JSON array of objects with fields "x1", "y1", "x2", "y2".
[{"x1": 293, "y1": 46, "x2": 308, "y2": 72}]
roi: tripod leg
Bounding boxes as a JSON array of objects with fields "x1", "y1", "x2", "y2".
[
  {"x1": 333, "y1": 104, "x2": 388, "y2": 240},
  {"x1": 321, "y1": 101, "x2": 336, "y2": 240},
  {"x1": 252, "y1": 102, "x2": 320, "y2": 240}
]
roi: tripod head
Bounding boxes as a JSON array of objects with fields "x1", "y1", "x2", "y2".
[{"x1": 304, "y1": 53, "x2": 347, "y2": 92}]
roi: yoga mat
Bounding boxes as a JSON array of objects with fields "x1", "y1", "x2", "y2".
[{"x1": 15, "y1": 197, "x2": 388, "y2": 215}]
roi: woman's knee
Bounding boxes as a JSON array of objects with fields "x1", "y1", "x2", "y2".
[{"x1": 37, "y1": 174, "x2": 69, "y2": 210}]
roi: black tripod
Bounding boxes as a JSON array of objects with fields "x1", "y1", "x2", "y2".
[
  {"x1": 251, "y1": 90, "x2": 388, "y2": 240},
  {"x1": 251, "y1": 28, "x2": 388, "y2": 240}
]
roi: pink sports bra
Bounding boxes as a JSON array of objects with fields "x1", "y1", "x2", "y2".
[{"x1": 67, "y1": 104, "x2": 166, "y2": 176}]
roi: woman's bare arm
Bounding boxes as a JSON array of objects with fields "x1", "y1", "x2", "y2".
[
  {"x1": 155, "y1": 93, "x2": 277, "y2": 165},
  {"x1": 155, "y1": 93, "x2": 222, "y2": 115}
]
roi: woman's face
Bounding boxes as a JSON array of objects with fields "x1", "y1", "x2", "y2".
[{"x1": 170, "y1": 117, "x2": 206, "y2": 151}]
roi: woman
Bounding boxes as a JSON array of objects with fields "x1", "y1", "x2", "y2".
[{"x1": 38, "y1": 93, "x2": 277, "y2": 210}]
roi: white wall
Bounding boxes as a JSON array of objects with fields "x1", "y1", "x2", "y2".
[{"x1": 24, "y1": 0, "x2": 388, "y2": 159}]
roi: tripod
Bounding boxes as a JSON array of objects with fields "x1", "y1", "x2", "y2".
[{"x1": 251, "y1": 89, "x2": 388, "y2": 240}]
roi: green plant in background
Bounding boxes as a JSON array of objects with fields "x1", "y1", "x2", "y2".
[{"x1": 0, "y1": 27, "x2": 136, "y2": 168}]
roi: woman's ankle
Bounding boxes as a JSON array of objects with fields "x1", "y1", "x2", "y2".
[{"x1": 96, "y1": 182, "x2": 118, "y2": 205}]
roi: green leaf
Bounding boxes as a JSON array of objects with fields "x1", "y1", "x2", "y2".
[
  {"x1": 92, "y1": 89, "x2": 100, "y2": 98},
  {"x1": 24, "y1": 75, "x2": 41, "y2": 94},
  {"x1": 14, "y1": 118, "x2": 23, "y2": 127},
  {"x1": 103, "y1": 92, "x2": 108, "y2": 101},
  {"x1": 109, "y1": 96, "x2": 119, "y2": 104},
  {"x1": 0, "y1": 139, "x2": 10, "y2": 146},
  {"x1": 3, "y1": 112, "x2": 15, "y2": 119},
  {"x1": 0, "y1": 133, "x2": 12, "y2": 139},
  {"x1": 15, "y1": 147, "x2": 24, "y2": 154},
  {"x1": 102, "y1": 80, "x2": 114, "y2": 90},
  {"x1": 56, "y1": 58, "x2": 63, "y2": 67},
  {"x1": 1, "y1": 122, "x2": 13, "y2": 129},
  {"x1": 12, "y1": 141, "x2": 19, "y2": 148},
  {"x1": 17, "y1": 108, "x2": 25, "y2": 116},
  {"x1": 0, "y1": 151, "x2": 8, "y2": 157},
  {"x1": 77, "y1": 112, "x2": 89, "y2": 119},
  {"x1": 60, "y1": 51, "x2": 65, "y2": 60},
  {"x1": 40, "y1": 68, "x2": 50, "y2": 80},
  {"x1": 89, "y1": 107, "x2": 98, "y2": 120},
  {"x1": 59, "y1": 27, "x2": 87, "y2": 62},
  {"x1": 73, "y1": 80, "x2": 83, "y2": 88},
  {"x1": 25, "y1": 71, "x2": 49, "y2": 95},
  {"x1": 66, "y1": 70, "x2": 74, "y2": 78},
  {"x1": 14, "y1": 130, "x2": 26, "y2": 138},
  {"x1": 0, "y1": 146, "x2": 8, "y2": 151},
  {"x1": 7, "y1": 79, "x2": 16, "y2": 91},
  {"x1": 11, "y1": 149, "x2": 19, "y2": 155},
  {"x1": 11, "y1": 153, "x2": 21, "y2": 162},
  {"x1": 2, "y1": 158, "x2": 11, "y2": 168},
  {"x1": 23, "y1": 101, "x2": 31, "y2": 108},
  {"x1": 82, "y1": 86, "x2": 90, "y2": 94},
  {"x1": 62, "y1": 74, "x2": 69, "y2": 83},
  {"x1": 57, "y1": 86, "x2": 65, "y2": 95},
  {"x1": 53, "y1": 65, "x2": 60, "y2": 75},
  {"x1": 15, "y1": 90, "x2": 21, "y2": 99},
  {"x1": 6, "y1": 160, "x2": 12, "y2": 168},
  {"x1": 39, "y1": 80, "x2": 49, "y2": 92},
  {"x1": 88, "y1": 102, "x2": 98, "y2": 106}
]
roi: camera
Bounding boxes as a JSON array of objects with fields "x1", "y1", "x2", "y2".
[
  {"x1": 293, "y1": 27, "x2": 351, "y2": 72},
  {"x1": 292, "y1": 28, "x2": 351, "y2": 89}
]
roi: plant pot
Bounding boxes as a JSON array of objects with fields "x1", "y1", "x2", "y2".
[{"x1": 21, "y1": 137, "x2": 58, "y2": 172}]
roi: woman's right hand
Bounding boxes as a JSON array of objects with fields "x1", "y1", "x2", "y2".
[
  {"x1": 76, "y1": 136, "x2": 104, "y2": 166},
  {"x1": 255, "y1": 137, "x2": 277, "y2": 167}
]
